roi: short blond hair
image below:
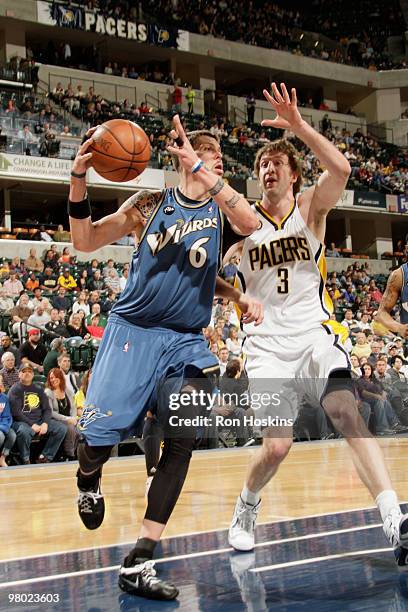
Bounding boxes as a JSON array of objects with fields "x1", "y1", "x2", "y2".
[{"x1": 254, "y1": 139, "x2": 303, "y2": 195}]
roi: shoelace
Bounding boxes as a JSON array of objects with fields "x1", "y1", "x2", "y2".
[
  {"x1": 234, "y1": 500, "x2": 260, "y2": 532},
  {"x1": 120, "y1": 560, "x2": 161, "y2": 585},
  {"x1": 78, "y1": 491, "x2": 102, "y2": 514}
]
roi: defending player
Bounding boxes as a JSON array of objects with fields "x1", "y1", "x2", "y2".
[
  {"x1": 220, "y1": 83, "x2": 408, "y2": 567},
  {"x1": 375, "y1": 264, "x2": 408, "y2": 339},
  {"x1": 69, "y1": 116, "x2": 262, "y2": 600}
]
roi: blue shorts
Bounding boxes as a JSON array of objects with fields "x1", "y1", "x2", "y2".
[{"x1": 78, "y1": 315, "x2": 218, "y2": 446}]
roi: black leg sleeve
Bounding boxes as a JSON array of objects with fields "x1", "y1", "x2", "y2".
[{"x1": 143, "y1": 416, "x2": 163, "y2": 476}]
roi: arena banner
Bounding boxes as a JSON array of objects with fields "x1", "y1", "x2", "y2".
[
  {"x1": 353, "y1": 191, "x2": 386, "y2": 209},
  {"x1": 0, "y1": 153, "x2": 164, "y2": 190},
  {"x1": 37, "y1": 1, "x2": 83, "y2": 28},
  {"x1": 398, "y1": 195, "x2": 408, "y2": 213},
  {"x1": 37, "y1": 2, "x2": 178, "y2": 47},
  {"x1": 336, "y1": 189, "x2": 354, "y2": 207}
]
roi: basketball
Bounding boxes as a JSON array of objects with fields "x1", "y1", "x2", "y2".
[{"x1": 89, "y1": 119, "x2": 151, "y2": 182}]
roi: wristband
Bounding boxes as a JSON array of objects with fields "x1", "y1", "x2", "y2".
[
  {"x1": 191, "y1": 160, "x2": 204, "y2": 174},
  {"x1": 68, "y1": 197, "x2": 91, "y2": 219},
  {"x1": 71, "y1": 170, "x2": 87, "y2": 179}
]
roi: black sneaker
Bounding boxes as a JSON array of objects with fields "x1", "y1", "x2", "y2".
[
  {"x1": 118, "y1": 558, "x2": 179, "y2": 600},
  {"x1": 77, "y1": 471, "x2": 105, "y2": 530}
]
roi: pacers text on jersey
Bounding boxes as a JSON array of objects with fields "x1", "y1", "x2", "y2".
[{"x1": 248, "y1": 236, "x2": 311, "y2": 271}]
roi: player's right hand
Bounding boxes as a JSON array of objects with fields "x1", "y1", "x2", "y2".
[{"x1": 72, "y1": 126, "x2": 98, "y2": 175}]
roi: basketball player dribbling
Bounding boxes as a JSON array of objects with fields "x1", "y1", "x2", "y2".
[
  {"x1": 68, "y1": 116, "x2": 263, "y2": 600},
  {"x1": 220, "y1": 83, "x2": 408, "y2": 567}
]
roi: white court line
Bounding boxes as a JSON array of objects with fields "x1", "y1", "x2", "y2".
[
  {"x1": 0, "y1": 522, "x2": 385, "y2": 588},
  {"x1": 251, "y1": 547, "x2": 393, "y2": 572},
  {"x1": 0, "y1": 503, "x2": 385, "y2": 564}
]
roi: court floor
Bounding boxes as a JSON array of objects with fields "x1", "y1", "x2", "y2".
[{"x1": 1, "y1": 439, "x2": 408, "y2": 611}]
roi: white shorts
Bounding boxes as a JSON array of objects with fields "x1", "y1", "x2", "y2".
[{"x1": 243, "y1": 326, "x2": 351, "y2": 423}]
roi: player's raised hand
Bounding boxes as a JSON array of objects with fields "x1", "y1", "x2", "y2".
[
  {"x1": 71, "y1": 126, "x2": 98, "y2": 175},
  {"x1": 237, "y1": 294, "x2": 264, "y2": 326},
  {"x1": 261, "y1": 83, "x2": 303, "y2": 130},
  {"x1": 167, "y1": 114, "x2": 200, "y2": 171}
]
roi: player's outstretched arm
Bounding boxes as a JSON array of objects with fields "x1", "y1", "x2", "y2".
[
  {"x1": 69, "y1": 131, "x2": 160, "y2": 251},
  {"x1": 215, "y1": 277, "x2": 264, "y2": 326},
  {"x1": 167, "y1": 116, "x2": 259, "y2": 236},
  {"x1": 262, "y1": 83, "x2": 351, "y2": 236},
  {"x1": 375, "y1": 268, "x2": 408, "y2": 337}
]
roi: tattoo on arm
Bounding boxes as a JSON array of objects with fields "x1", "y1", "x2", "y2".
[
  {"x1": 378, "y1": 269, "x2": 402, "y2": 314},
  {"x1": 208, "y1": 178, "x2": 225, "y2": 197},
  {"x1": 124, "y1": 190, "x2": 161, "y2": 220},
  {"x1": 225, "y1": 193, "x2": 240, "y2": 209}
]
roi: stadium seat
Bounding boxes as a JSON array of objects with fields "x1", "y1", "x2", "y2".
[{"x1": 65, "y1": 337, "x2": 91, "y2": 371}]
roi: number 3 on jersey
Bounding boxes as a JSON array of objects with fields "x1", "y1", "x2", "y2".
[
  {"x1": 277, "y1": 267, "x2": 289, "y2": 294},
  {"x1": 189, "y1": 237, "x2": 210, "y2": 268}
]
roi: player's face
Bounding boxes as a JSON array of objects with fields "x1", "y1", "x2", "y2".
[
  {"x1": 258, "y1": 153, "x2": 297, "y2": 200},
  {"x1": 194, "y1": 137, "x2": 223, "y2": 175}
]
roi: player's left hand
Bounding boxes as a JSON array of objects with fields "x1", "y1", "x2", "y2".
[
  {"x1": 261, "y1": 83, "x2": 303, "y2": 131},
  {"x1": 167, "y1": 115, "x2": 201, "y2": 171},
  {"x1": 237, "y1": 294, "x2": 264, "y2": 326}
]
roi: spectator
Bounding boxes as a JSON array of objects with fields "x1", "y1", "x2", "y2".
[
  {"x1": 72, "y1": 291, "x2": 90, "y2": 317},
  {"x1": 57, "y1": 354, "x2": 79, "y2": 395},
  {"x1": 53, "y1": 224, "x2": 71, "y2": 242},
  {"x1": 27, "y1": 304, "x2": 51, "y2": 331},
  {"x1": 367, "y1": 339, "x2": 384, "y2": 368},
  {"x1": 0, "y1": 352, "x2": 19, "y2": 392},
  {"x1": 25, "y1": 247, "x2": 44, "y2": 272},
  {"x1": 52, "y1": 287, "x2": 71, "y2": 311},
  {"x1": 45, "y1": 308, "x2": 69, "y2": 338},
  {"x1": 100, "y1": 290, "x2": 116, "y2": 315},
  {"x1": 25, "y1": 272, "x2": 40, "y2": 292},
  {"x1": 102, "y1": 259, "x2": 118, "y2": 278},
  {"x1": 88, "y1": 269, "x2": 104, "y2": 292},
  {"x1": 104, "y1": 268, "x2": 121, "y2": 294},
  {"x1": 77, "y1": 269, "x2": 89, "y2": 292},
  {"x1": 66, "y1": 312, "x2": 89, "y2": 339},
  {"x1": 225, "y1": 327, "x2": 241, "y2": 357},
  {"x1": 3, "y1": 271, "x2": 24, "y2": 298},
  {"x1": 170, "y1": 83, "x2": 182, "y2": 113},
  {"x1": 45, "y1": 367, "x2": 78, "y2": 460},
  {"x1": 58, "y1": 268, "x2": 77, "y2": 290},
  {"x1": 218, "y1": 346, "x2": 229, "y2": 376},
  {"x1": 0, "y1": 336, "x2": 19, "y2": 365},
  {"x1": 325, "y1": 242, "x2": 341, "y2": 257},
  {"x1": 350, "y1": 354, "x2": 361, "y2": 377},
  {"x1": 351, "y1": 332, "x2": 372, "y2": 359},
  {"x1": 11, "y1": 293, "x2": 33, "y2": 341},
  {"x1": 59, "y1": 246, "x2": 73, "y2": 265},
  {"x1": 119, "y1": 268, "x2": 129, "y2": 292},
  {"x1": 0, "y1": 288, "x2": 15, "y2": 314},
  {"x1": 35, "y1": 225, "x2": 53, "y2": 242},
  {"x1": 0, "y1": 374, "x2": 16, "y2": 467},
  {"x1": 19, "y1": 329, "x2": 47, "y2": 373},
  {"x1": 43, "y1": 249, "x2": 59, "y2": 273},
  {"x1": 43, "y1": 338, "x2": 66, "y2": 377},
  {"x1": 246, "y1": 93, "x2": 256, "y2": 124},
  {"x1": 357, "y1": 363, "x2": 397, "y2": 435},
  {"x1": 10, "y1": 363, "x2": 66, "y2": 464},
  {"x1": 85, "y1": 303, "x2": 107, "y2": 336},
  {"x1": 31, "y1": 287, "x2": 52, "y2": 313},
  {"x1": 74, "y1": 368, "x2": 92, "y2": 418},
  {"x1": 186, "y1": 85, "x2": 195, "y2": 114},
  {"x1": 40, "y1": 266, "x2": 59, "y2": 292}
]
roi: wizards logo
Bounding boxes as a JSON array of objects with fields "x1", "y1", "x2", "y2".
[{"x1": 78, "y1": 405, "x2": 112, "y2": 431}]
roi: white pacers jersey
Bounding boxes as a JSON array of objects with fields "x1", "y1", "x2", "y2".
[{"x1": 237, "y1": 199, "x2": 335, "y2": 338}]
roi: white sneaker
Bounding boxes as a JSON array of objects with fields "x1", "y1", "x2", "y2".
[
  {"x1": 145, "y1": 476, "x2": 153, "y2": 498},
  {"x1": 383, "y1": 509, "x2": 406, "y2": 548},
  {"x1": 228, "y1": 496, "x2": 261, "y2": 551}
]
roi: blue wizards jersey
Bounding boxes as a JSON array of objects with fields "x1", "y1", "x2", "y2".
[
  {"x1": 112, "y1": 187, "x2": 223, "y2": 331},
  {"x1": 401, "y1": 263, "x2": 408, "y2": 324}
]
